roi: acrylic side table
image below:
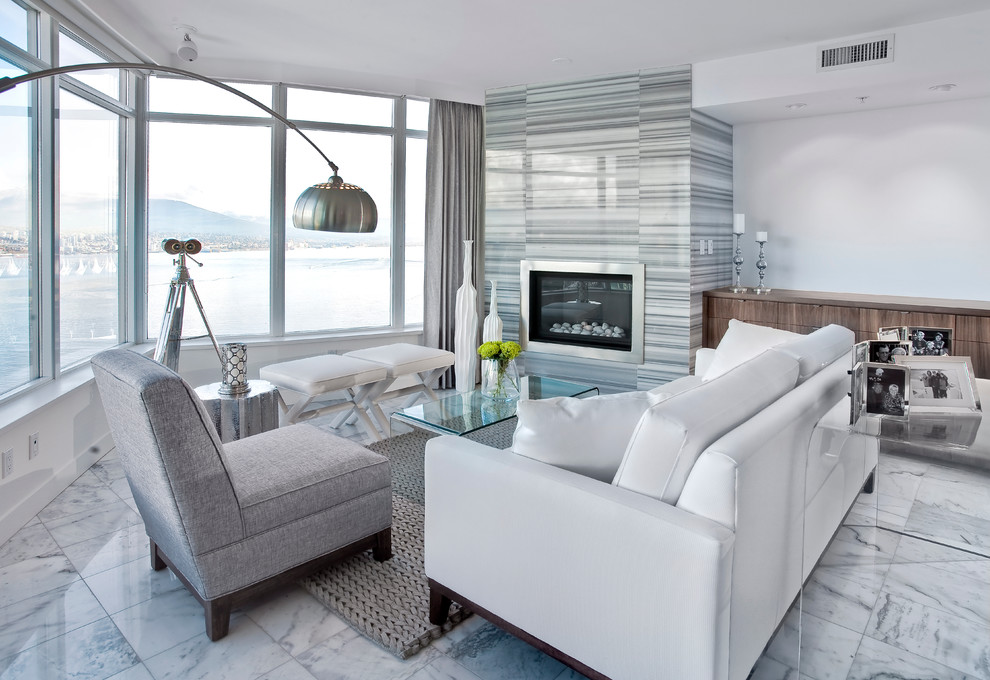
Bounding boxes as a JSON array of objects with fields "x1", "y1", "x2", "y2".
[{"x1": 194, "y1": 379, "x2": 280, "y2": 443}]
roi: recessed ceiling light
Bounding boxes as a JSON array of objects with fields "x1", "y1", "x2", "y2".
[
  {"x1": 929, "y1": 83, "x2": 957, "y2": 92},
  {"x1": 551, "y1": 57, "x2": 572, "y2": 65},
  {"x1": 785, "y1": 103, "x2": 807, "y2": 110}
]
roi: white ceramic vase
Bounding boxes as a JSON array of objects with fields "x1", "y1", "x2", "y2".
[
  {"x1": 482, "y1": 279, "x2": 503, "y2": 343},
  {"x1": 454, "y1": 240, "x2": 478, "y2": 392}
]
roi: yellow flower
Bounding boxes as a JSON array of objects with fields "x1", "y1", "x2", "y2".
[{"x1": 477, "y1": 340, "x2": 521, "y2": 362}]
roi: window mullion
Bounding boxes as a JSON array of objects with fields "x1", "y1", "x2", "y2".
[
  {"x1": 391, "y1": 98, "x2": 406, "y2": 330},
  {"x1": 271, "y1": 83, "x2": 287, "y2": 337}
]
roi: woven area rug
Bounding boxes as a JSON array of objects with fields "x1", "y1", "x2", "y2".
[{"x1": 300, "y1": 420, "x2": 515, "y2": 659}]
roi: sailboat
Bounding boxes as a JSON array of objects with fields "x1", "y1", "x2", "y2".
[
  {"x1": 5, "y1": 258, "x2": 21, "y2": 276},
  {"x1": 60, "y1": 260, "x2": 73, "y2": 276},
  {"x1": 75, "y1": 260, "x2": 87, "y2": 275},
  {"x1": 90, "y1": 258, "x2": 103, "y2": 275}
]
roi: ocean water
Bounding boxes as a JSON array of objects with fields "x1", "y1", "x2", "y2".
[{"x1": 0, "y1": 245, "x2": 424, "y2": 395}]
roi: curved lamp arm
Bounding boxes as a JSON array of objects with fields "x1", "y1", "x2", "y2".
[
  {"x1": 0, "y1": 62, "x2": 339, "y2": 174},
  {"x1": 0, "y1": 61, "x2": 378, "y2": 233}
]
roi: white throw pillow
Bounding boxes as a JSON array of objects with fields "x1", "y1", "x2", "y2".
[
  {"x1": 703, "y1": 319, "x2": 799, "y2": 382},
  {"x1": 613, "y1": 349, "x2": 800, "y2": 503},
  {"x1": 512, "y1": 391, "x2": 663, "y2": 482}
]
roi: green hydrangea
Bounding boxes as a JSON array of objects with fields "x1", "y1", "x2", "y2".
[{"x1": 477, "y1": 340, "x2": 521, "y2": 362}]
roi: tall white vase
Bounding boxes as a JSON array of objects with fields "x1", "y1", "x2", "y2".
[
  {"x1": 454, "y1": 240, "x2": 478, "y2": 392},
  {"x1": 482, "y1": 279, "x2": 503, "y2": 343}
]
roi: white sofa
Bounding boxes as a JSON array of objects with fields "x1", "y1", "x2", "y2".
[{"x1": 424, "y1": 322, "x2": 878, "y2": 680}]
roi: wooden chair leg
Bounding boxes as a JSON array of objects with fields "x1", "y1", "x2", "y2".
[
  {"x1": 205, "y1": 597, "x2": 232, "y2": 641},
  {"x1": 429, "y1": 582, "x2": 452, "y2": 625},
  {"x1": 373, "y1": 528, "x2": 392, "y2": 562},
  {"x1": 150, "y1": 540, "x2": 166, "y2": 571}
]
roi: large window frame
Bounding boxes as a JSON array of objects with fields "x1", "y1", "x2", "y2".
[{"x1": 0, "y1": 0, "x2": 428, "y2": 407}]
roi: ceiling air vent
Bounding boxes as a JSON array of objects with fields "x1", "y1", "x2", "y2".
[{"x1": 818, "y1": 34, "x2": 894, "y2": 72}]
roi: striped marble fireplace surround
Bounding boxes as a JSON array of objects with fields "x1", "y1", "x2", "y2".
[{"x1": 483, "y1": 64, "x2": 734, "y2": 390}]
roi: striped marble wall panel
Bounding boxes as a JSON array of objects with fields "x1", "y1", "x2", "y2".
[
  {"x1": 484, "y1": 64, "x2": 731, "y2": 391},
  {"x1": 689, "y1": 111, "x2": 734, "y2": 361}
]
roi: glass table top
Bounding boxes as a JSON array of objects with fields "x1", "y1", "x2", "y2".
[{"x1": 391, "y1": 376, "x2": 598, "y2": 436}]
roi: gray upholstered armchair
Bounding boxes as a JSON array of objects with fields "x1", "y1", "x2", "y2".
[{"x1": 91, "y1": 348, "x2": 392, "y2": 640}]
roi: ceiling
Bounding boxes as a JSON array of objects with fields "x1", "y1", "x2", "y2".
[{"x1": 69, "y1": 0, "x2": 990, "y2": 116}]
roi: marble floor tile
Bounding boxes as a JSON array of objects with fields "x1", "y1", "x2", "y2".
[
  {"x1": 443, "y1": 622, "x2": 567, "y2": 680},
  {"x1": 110, "y1": 587, "x2": 205, "y2": 658},
  {"x1": 0, "y1": 553, "x2": 79, "y2": 609},
  {"x1": 60, "y1": 524, "x2": 149, "y2": 579},
  {"x1": 0, "y1": 522, "x2": 60, "y2": 569},
  {"x1": 0, "y1": 579, "x2": 107, "y2": 660},
  {"x1": 43, "y1": 500, "x2": 142, "y2": 549},
  {"x1": 88, "y1": 456, "x2": 127, "y2": 487},
  {"x1": 105, "y1": 664, "x2": 155, "y2": 680},
  {"x1": 924, "y1": 462, "x2": 990, "y2": 486},
  {"x1": 800, "y1": 566, "x2": 879, "y2": 634},
  {"x1": 847, "y1": 635, "x2": 977, "y2": 680},
  {"x1": 816, "y1": 525, "x2": 901, "y2": 569},
  {"x1": 0, "y1": 617, "x2": 139, "y2": 680},
  {"x1": 881, "y1": 560, "x2": 990, "y2": 626},
  {"x1": 428, "y1": 615, "x2": 488, "y2": 656},
  {"x1": 892, "y1": 532, "x2": 990, "y2": 566},
  {"x1": 38, "y1": 472, "x2": 120, "y2": 524},
  {"x1": 747, "y1": 655, "x2": 811, "y2": 680},
  {"x1": 405, "y1": 655, "x2": 484, "y2": 680},
  {"x1": 877, "y1": 455, "x2": 928, "y2": 501},
  {"x1": 914, "y1": 476, "x2": 990, "y2": 523},
  {"x1": 256, "y1": 660, "x2": 320, "y2": 680},
  {"x1": 293, "y1": 626, "x2": 439, "y2": 680},
  {"x1": 903, "y1": 501, "x2": 990, "y2": 557},
  {"x1": 867, "y1": 592, "x2": 990, "y2": 679},
  {"x1": 108, "y1": 476, "x2": 134, "y2": 501},
  {"x1": 144, "y1": 615, "x2": 293, "y2": 680},
  {"x1": 765, "y1": 609, "x2": 862, "y2": 680},
  {"x1": 240, "y1": 586, "x2": 349, "y2": 656},
  {"x1": 83, "y1": 556, "x2": 185, "y2": 615}
]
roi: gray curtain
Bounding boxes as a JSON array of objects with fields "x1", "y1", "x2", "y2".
[{"x1": 424, "y1": 100, "x2": 485, "y2": 389}]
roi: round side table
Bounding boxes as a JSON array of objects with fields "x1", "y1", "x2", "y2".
[{"x1": 194, "y1": 379, "x2": 280, "y2": 443}]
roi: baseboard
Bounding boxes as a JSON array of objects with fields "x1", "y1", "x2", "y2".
[{"x1": 0, "y1": 431, "x2": 113, "y2": 545}]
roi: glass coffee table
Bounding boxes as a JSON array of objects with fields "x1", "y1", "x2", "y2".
[{"x1": 390, "y1": 376, "x2": 598, "y2": 437}]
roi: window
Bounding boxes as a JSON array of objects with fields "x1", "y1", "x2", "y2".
[
  {"x1": 405, "y1": 137, "x2": 426, "y2": 325},
  {"x1": 0, "y1": 0, "x2": 30, "y2": 52},
  {"x1": 58, "y1": 30, "x2": 118, "y2": 99},
  {"x1": 57, "y1": 90, "x2": 121, "y2": 367},
  {"x1": 148, "y1": 121, "x2": 272, "y2": 338},
  {"x1": 0, "y1": 58, "x2": 32, "y2": 394}
]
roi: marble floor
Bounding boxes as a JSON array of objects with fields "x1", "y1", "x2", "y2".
[{"x1": 1, "y1": 403, "x2": 989, "y2": 679}]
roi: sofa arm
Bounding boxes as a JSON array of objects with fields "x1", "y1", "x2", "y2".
[
  {"x1": 425, "y1": 436, "x2": 734, "y2": 680},
  {"x1": 695, "y1": 347, "x2": 716, "y2": 378}
]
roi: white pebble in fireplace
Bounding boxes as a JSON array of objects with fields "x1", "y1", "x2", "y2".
[{"x1": 549, "y1": 322, "x2": 626, "y2": 337}]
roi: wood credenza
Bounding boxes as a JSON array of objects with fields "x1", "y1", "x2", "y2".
[{"x1": 702, "y1": 287, "x2": 990, "y2": 378}]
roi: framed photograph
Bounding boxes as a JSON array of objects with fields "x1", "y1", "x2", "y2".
[
  {"x1": 864, "y1": 362, "x2": 909, "y2": 418},
  {"x1": 893, "y1": 355, "x2": 980, "y2": 410},
  {"x1": 906, "y1": 327, "x2": 952, "y2": 356},
  {"x1": 853, "y1": 341, "x2": 869, "y2": 369},
  {"x1": 867, "y1": 340, "x2": 911, "y2": 364},
  {"x1": 877, "y1": 326, "x2": 906, "y2": 341},
  {"x1": 849, "y1": 362, "x2": 865, "y2": 425}
]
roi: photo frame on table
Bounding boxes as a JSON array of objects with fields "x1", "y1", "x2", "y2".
[
  {"x1": 893, "y1": 355, "x2": 980, "y2": 410},
  {"x1": 867, "y1": 340, "x2": 910, "y2": 364},
  {"x1": 906, "y1": 327, "x2": 952, "y2": 356},
  {"x1": 849, "y1": 362, "x2": 865, "y2": 425},
  {"x1": 877, "y1": 327, "x2": 906, "y2": 342},
  {"x1": 853, "y1": 341, "x2": 869, "y2": 369},
  {"x1": 864, "y1": 362, "x2": 909, "y2": 419}
]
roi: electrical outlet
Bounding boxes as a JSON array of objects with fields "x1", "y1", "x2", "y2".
[
  {"x1": 29, "y1": 433, "x2": 39, "y2": 459},
  {"x1": 707, "y1": 239, "x2": 714, "y2": 254},
  {"x1": 2, "y1": 449, "x2": 12, "y2": 479}
]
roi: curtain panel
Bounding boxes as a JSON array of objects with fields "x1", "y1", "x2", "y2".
[{"x1": 424, "y1": 100, "x2": 485, "y2": 389}]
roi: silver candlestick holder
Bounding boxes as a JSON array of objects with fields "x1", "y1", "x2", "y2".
[
  {"x1": 754, "y1": 239, "x2": 771, "y2": 295},
  {"x1": 730, "y1": 233, "x2": 747, "y2": 293}
]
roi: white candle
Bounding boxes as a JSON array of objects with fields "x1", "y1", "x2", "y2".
[
  {"x1": 756, "y1": 231, "x2": 768, "y2": 242},
  {"x1": 733, "y1": 214, "x2": 745, "y2": 234}
]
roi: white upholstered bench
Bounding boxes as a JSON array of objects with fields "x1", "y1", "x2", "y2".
[{"x1": 259, "y1": 343, "x2": 454, "y2": 440}]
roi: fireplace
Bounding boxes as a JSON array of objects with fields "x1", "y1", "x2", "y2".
[{"x1": 520, "y1": 260, "x2": 645, "y2": 364}]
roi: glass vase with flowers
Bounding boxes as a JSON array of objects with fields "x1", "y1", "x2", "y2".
[{"x1": 477, "y1": 340, "x2": 522, "y2": 401}]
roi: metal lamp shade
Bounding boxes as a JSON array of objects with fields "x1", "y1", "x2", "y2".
[{"x1": 292, "y1": 175, "x2": 378, "y2": 233}]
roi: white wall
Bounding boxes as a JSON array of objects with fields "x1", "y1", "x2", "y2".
[{"x1": 732, "y1": 96, "x2": 990, "y2": 300}]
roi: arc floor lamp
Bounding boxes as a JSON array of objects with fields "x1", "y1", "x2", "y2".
[{"x1": 0, "y1": 62, "x2": 378, "y2": 371}]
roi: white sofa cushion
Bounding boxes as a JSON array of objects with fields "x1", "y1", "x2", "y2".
[
  {"x1": 703, "y1": 320, "x2": 799, "y2": 382},
  {"x1": 770, "y1": 324, "x2": 854, "y2": 383},
  {"x1": 613, "y1": 349, "x2": 800, "y2": 503},
  {"x1": 512, "y1": 391, "x2": 662, "y2": 482}
]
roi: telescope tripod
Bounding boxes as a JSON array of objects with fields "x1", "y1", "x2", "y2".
[{"x1": 153, "y1": 239, "x2": 222, "y2": 372}]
